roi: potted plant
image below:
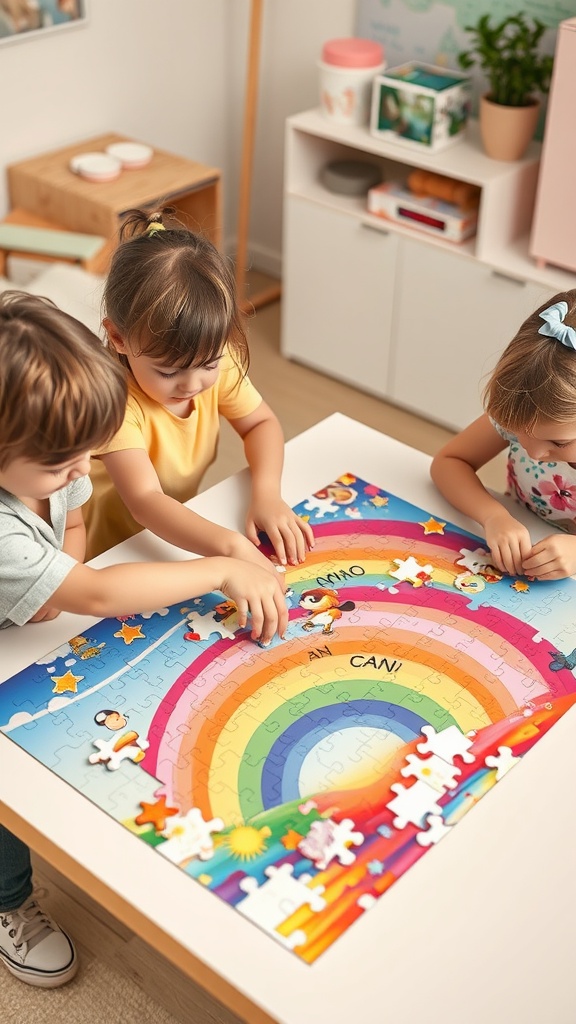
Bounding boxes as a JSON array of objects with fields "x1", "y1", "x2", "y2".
[{"x1": 458, "y1": 13, "x2": 554, "y2": 161}]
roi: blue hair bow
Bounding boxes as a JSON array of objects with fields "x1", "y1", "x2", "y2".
[{"x1": 538, "y1": 301, "x2": 576, "y2": 350}]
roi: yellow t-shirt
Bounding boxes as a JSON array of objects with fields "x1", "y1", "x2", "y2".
[{"x1": 84, "y1": 351, "x2": 262, "y2": 559}]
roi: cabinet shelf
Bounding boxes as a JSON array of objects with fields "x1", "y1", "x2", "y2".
[{"x1": 284, "y1": 108, "x2": 576, "y2": 289}]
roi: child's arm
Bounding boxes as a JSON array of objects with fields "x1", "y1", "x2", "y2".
[
  {"x1": 229, "y1": 401, "x2": 315, "y2": 566},
  {"x1": 431, "y1": 414, "x2": 532, "y2": 576},
  {"x1": 62, "y1": 505, "x2": 87, "y2": 563},
  {"x1": 28, "y1": 507, "x2": 87, "y2": 624},
  {"x1": 52, "y1": 555, "x2": 287, "y2": 645},
  {"x1": 100, "y1": 449, "x2": 280, "y2": 578}
]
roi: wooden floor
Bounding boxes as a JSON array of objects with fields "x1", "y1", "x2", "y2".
[{"x1": 13, "y1": 283, "x2": 504, "y2": 1024}]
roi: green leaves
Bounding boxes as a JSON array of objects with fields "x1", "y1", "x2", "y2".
[{"x1": 458, "y1": 13, "x2": 554, "y2": 107}]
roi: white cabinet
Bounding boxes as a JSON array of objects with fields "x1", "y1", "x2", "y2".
[
  {"x1": 282, "y1": 196, "x2": 398, "y2": 395},
  {"x1": 281, "y1": 109, "x2": 576, "y2": 431},
  {"x1": 390, "y1": 239, "x2": 549, "y2": 429}
]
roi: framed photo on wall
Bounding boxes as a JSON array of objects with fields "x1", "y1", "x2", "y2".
[{"x1": 0, "y1": 0, "x2": 88, "y2": 45}]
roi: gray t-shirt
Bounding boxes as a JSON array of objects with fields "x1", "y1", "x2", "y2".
[{"x1": 0, "y1": 476, "x2": 92, "y2": 628}]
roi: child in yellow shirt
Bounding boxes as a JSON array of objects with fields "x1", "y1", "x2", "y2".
[{"x1": 85, "y1": 208, "x2": 314, "y2": 569}]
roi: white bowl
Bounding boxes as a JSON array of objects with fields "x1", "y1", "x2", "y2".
[
  {"x1": 105, "y1": 142, "x2": 153, "y2": 169},
  {"x1": 69, "y1": 152, "x2": 122, "y2": 182}
]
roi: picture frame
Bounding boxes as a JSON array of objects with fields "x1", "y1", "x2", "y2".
[{"x1": 0, "y1": 0, "x2": 88, "y2": 46}]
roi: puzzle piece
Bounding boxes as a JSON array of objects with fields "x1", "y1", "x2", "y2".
[
  {"x1": 387, "y1": 781, "x2": 443, "y2": 830},
  {"x1": 183, "y1": 609, "x2": 238, "y2": 642},
  {"x1": 88, "y1": 731, "x2": 149, "y2": 771},
  {"x1": 416, "y1": 814, "x2": 453, "y2": 846},
  {"x1": 390, "y1": 556, "x2": 434, "y2": 587},
  {"x1": 400, "y1": 752, "x2": 461, "y2": 792},
  {"x1": 417, "y1": 724, "x2": 476, "y2": 765},
  {"x1": 158, "y1": 807, "x2": 224, "y2": 863},
  {"x1": 238, "y1": 863, "x2": 325, "y2": 948},
  {"x1": 485, "y1": 745, "x2": 521, "y2": 780},
  {"x1": 297, "y1": 817, "x2": 364, "y2": 869}
]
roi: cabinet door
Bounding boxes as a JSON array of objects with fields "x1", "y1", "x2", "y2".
[
  {"x1": 281, "y1": 196, "x2": 397, "y2": 395},
  {"x1": 390, "y1": 238, "x2": 548, "y2": 431}
]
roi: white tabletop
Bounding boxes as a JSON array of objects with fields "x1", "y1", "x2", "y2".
[{"x1": 1, "y1": 414, "x2": 574, "y2": 1024}]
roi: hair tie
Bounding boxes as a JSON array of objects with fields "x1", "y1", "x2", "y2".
[
  {"x1": 538, "y1": 301, "x2": 576, "y2": 350},
  {"x1": 146, "y1": 220, "x2": 166, "y2": 237}
]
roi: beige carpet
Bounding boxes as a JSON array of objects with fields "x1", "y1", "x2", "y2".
[{"x1": 4, "y1": 943, "x2": 183, "y2": 1024}]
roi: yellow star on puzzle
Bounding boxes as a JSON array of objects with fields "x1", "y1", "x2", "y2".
[
  {"x1": 511, "y1": 580, "x2": 530, "y2": 593},
  {"x1": 370, "y1": 495, "x2": 389, "y2": 507},
  {"x1": 51, "y1": 669, "x2": 84, "y2": 694},
  {"x1": 113, "y1": 622, "x2": 145, "y2": 644},
  {"x1": 419, "y1": 517, "x2": 446, "y2": 535}
]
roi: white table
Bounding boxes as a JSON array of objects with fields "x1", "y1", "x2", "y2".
[{"x1": 1, "y1": 414, "x2": 574, "y2": 1024}]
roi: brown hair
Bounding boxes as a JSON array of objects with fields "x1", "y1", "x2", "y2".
[
  {"x1": 0, "y1": 291, "x2": 127, "y2": 469},
  {"x1": 484, "y1": 289, "x2": 576, "y2": 433},
  {"x1": 103, "y1": 208, "x2": 249, "y2": 376}
]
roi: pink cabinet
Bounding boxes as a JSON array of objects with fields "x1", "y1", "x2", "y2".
[{"x1": 530, "y1": 18, "x2": 576, "y2": 274}]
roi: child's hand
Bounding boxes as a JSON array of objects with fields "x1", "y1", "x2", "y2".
[
  {"x1": 28, "y1": 603, "x2": 62, "y2": 623},
  {"x1": 218, "y1": 558, "x2": 288, "y2": 645},
  {"x1": 522, "y1": 534, "x2": 576, "y2": 581},
  {"x1": 228, "y1": 532, "x2": 286, "y2": 588},
  {"x1": 484, "y1": 511, "x2": 532, "y2": 577},
  {"x1": 245, "y1": 498, "x2": 314, "y2": 566}
]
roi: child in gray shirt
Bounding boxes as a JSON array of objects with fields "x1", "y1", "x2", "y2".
[{"x1": 0, "y1": 292, "x2": 287, "y2": 989}]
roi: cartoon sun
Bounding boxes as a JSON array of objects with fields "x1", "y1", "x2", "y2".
[{"x1": 222, "y1": 824, "x2": 271, "y2": 861}]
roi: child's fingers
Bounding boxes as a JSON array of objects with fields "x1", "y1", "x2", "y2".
[
  {"x1": 235, "y1": 598, "x2": 248, "y2": 630},
  {"x1": 275, "y1": 587, "x2": 289, "y2": 638},
  {"x1": 299, "y1": 518, "x2": 315, "y2": 549},
  {"x1": 267, "y1": 527, "x2": 288, "y2": 567},
  {"x1": 245, "y1": 520, "x2": 261, "y2": 546},
  {"x1": 253, "y1": 595, "x2": 276, "y2": 646},
  {"x1": 277, "y1": 519, "x2": 310, "y2": 565}
]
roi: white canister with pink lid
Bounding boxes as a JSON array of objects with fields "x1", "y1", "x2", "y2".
[{"x1": 319, "y1": 38, "x2": 385, "y2": 126}]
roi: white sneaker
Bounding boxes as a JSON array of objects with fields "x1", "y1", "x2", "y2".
[{"x1": 0, "y1": 895, "x2": 77, "y2": 988}]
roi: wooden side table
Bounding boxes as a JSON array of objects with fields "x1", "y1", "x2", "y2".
[
  {"x1": 0, "y1": 208, "x2": 107, "y2": 278},
  {"x1": 7, "y1": 134, "x2": 222, "y2": 274}
]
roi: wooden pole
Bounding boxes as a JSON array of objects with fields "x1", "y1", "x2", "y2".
[{"x1": 235, "y1": 0, "x2": 282, "y2": 311}]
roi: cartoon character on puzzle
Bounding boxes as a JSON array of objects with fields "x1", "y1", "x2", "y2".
[
  {"x1": 299, "y1": 588, "x2": 356, "y2": 634},
  {"x1": 303, "y1": 481, "x2": 358, "y2": 518},
  {"x1": 3, "y1": 472, "x2": 576, "y2": 965}
]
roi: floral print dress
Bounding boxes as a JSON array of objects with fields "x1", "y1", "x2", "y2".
[{"x1": 492, "y1": 420, "x2": 576, "y2": 535}]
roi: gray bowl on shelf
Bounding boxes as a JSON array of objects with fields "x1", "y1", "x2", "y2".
[{"x1": 320, "y1": 159, "x2": 383, "y2": 196}]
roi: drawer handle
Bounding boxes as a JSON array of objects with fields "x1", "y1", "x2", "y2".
[
  {"x1": 491, "y1": 270, "x2": 526, "y2": 286},
  {"x1": 360, "y1": 219, "x2": 390, "y2": 236}
]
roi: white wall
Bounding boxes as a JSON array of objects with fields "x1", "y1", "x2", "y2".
[
  {"x1": 230, "y1": 0, "x2": 355, "y2": 274},
  {"x1": 0, "y1": 0, "x2": 356, "y2": 273}
]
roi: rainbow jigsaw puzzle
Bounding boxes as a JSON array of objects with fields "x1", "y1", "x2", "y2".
[{"x1": 2, "y1": 472, "x2": 576, "y2": 963}]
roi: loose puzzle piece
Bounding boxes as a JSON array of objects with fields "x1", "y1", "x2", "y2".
[
  {"x1": 297, "y1": 817, "x2": 364, "y2": 869},
  {"x1": 417, "y1": 724, "x2": 476, "y2": 765},
  {"x1": 238, "y1": 864, "x2": 325, "y2": 949},
  {"x1": 387, "y1": 781, "x2": 443, "y2": 830},
  {"x1": 484, "y1": 745, "x2": 520, "y2": 780},
  {"x1": 158, "y1": 808, "x2": 224, "y2": 863}
]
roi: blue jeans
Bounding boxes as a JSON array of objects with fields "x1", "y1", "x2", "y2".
[{"x1": 0, "y1": 824, "x2": 32, "y2": 912}]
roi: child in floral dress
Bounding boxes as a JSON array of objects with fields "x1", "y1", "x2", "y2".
[{"x1": 431, "y1": 291, "x2": 576, "y2": 580}]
